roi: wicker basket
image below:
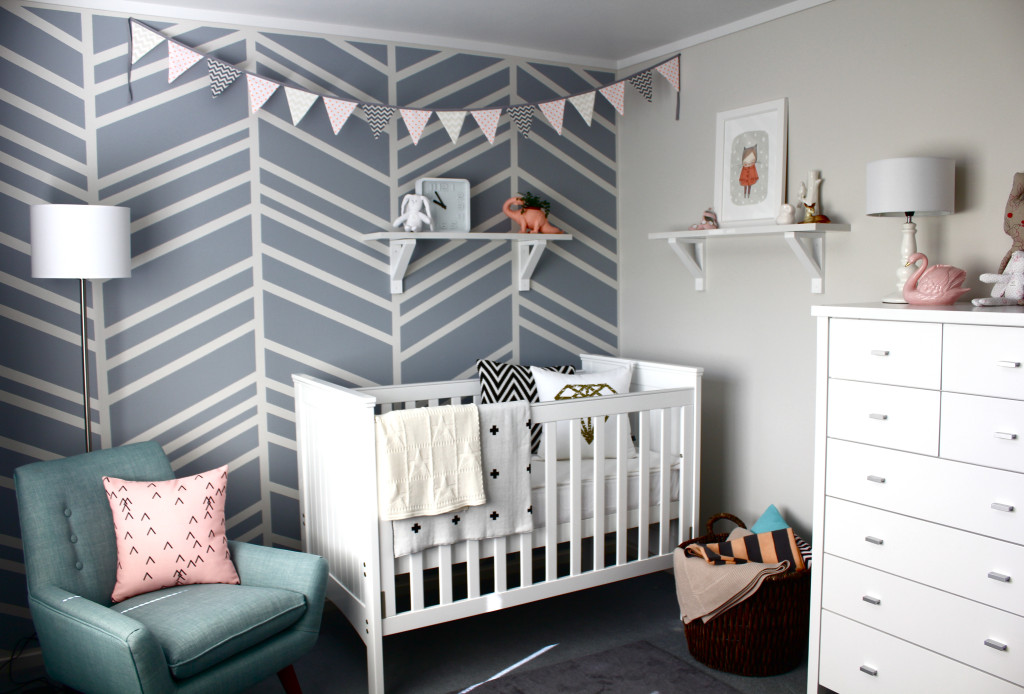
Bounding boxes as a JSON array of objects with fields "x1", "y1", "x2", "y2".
[{"x1": 679, "y1": 513, "x2": 811, "y2": 677}]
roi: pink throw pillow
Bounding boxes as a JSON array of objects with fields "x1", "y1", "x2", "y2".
[{"x1": 103, "y1": 465, "x2": 240, "y2": 603}]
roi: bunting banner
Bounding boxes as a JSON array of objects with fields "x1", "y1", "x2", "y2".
[
  {"x1": 629, "y1": 71, "x2": 654, "y2": 103},
  {"x1": 599, "y1": 81, "x2": 626, "y2": 115},
  {"x1": 130, "y1": 21, "x2": 164, "y2": 63},
  {"x1": 323, "y1": 97, "x2": 358, "y2": 134},
  {"x1": 507, "y1": 104, "x2": 534, "y2": 139},
  {"x1": 363, "y1": 104, "x2": 395, "y2": 140},
  {"x1": 654, "y1": 55, "x2": 680, "y2": 91},
  {"x1": 285, "y1": 87, "x2": 319, "y2": 125},
  {"x1": 437, "y1": 110, "x2": 467, "y2": 144},
  {"x1": 568, "y1": 91, "x2": 595, "y2": 126},
  {"x1": 537, "y1": 99, "x2": 566, "y2": 136},
  {"x1": 400, "y1": 108, "x2": 432, "y2": 145},
  {"x1": 207, "y1": 59, "x2": 241, "y2": 98},
  {"x1": 247, "y1": 74, "x2": 279, "y2": 114},
  {"x1": 168, "y1": 42, "x2": 202, "y2": 83},
  {"x1": 471, "y1": 109, "x2": 501, "y2": 144}
]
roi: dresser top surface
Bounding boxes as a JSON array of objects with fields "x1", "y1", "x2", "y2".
[{"x1": 812, "y1": 302, "x2": 1024, "y2": 327}]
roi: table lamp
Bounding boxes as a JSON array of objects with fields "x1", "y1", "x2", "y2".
[
  {"x1": 31, "y1": 204, "x2": 131, "y2": 451},
  {"x1": 866, "y1": 157, "x2": 955, "y2": 303}
]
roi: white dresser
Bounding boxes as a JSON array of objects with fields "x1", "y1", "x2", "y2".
[{"x1": 808, "y1": 303, "x2": 1024, "y2": 694}]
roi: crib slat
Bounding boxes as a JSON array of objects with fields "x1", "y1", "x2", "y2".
[
  {"x1": 520, "y1": 532, "x2": 532, "y2": 587},
  {"x1": 659, "y1": 408, "x2": 673, "y2": 555},
  {"x1": 569, "y1": 426, "x2": 582, "y2": 577},
  {"x1": 439, "y1": 544, "x2": 453, "y2": 605},
  {"x1": 615, "y1": 415, "x2": 629, "y2": 565},
  {"x1": 592, "y1": 417, "x2": 606, "y2": 571},
  {"x1": 410, "y1": 552, "x2": 425, "y2": 611},
  {"x1": 543, "y1": 422, "x2": 558, "y2": 582},
  {"x1": 638, "y1": 428, "x2": 650, "y2": 561},
  {"x1": 494, "y1": 537, "x2": 507, "y2": 593},
  {"x1": 467, "y1": 541, "x2": 481, "y2": 598},
  {"x1": 381, "y1": 521, "x2": 397, "y2": 617}
]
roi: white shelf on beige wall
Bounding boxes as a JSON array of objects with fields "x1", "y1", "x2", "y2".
[
  {"x1": 649, "y1": 223, "x2": 850, "y2": 293},
  {"x1": 363, "y1": 231, "x2": 573, "y2": 294}
]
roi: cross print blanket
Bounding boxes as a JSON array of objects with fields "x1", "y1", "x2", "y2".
[{"x1": 392, "y1": 401, "x2": 534, "y2": 558}]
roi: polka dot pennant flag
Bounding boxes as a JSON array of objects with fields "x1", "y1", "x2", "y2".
[
  {"x1": 363, "y1": 104, "x2": 395, "y2": 140},
  {"x1": 437, "y1": 110, "x2": 467, "y2": 144},
  {"x1": 471, "y1": 109, "x2": 501, "y2": 144},
  {"x1": 654, "y1": 55, "x2": 680, "y2": 91},
  {"x1": 323, "y1": 97, "x2": 358, "y2": 135},
  {"x1": 167, "y1": 42, "x2": 202, "y2": 83},
  {"x1": 247, "y1": 74, "x2": 279, "y2": 114},
  {"x1": 400, "y1": 108, "x2": 432, "y2": 145},
  {"x1": 599, "y1": 81, "x2": 625, "y2": 115},
  {"x1": 537, "y1": 99, "x2": 566, "y2": 135},
  {"x1": 285, "y1": 87, "x2": 319, "y2": 126},
  {"x1": 629, "y1": 71, "x2": 654, "y2": 103},
  {"x1": 130, "y1": 21, "x2": 164, "y2": 64},
  {"x1": 507, "y1": 104, "x2": 535, "y2": 139},
  {"x1": 568, "y1": 92, "x2": 595, "y2": 126},
  {"x1": 207, "y1": 59, "x2": 241, "y2": 98}
]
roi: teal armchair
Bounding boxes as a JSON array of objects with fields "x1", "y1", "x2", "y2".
[{"x1": 14, "y1": 441, "x2": 328, "y2": 694}]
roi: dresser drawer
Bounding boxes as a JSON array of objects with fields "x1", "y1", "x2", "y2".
[
  {"x1": 825, "y1": 439, "x2": 1024, "y2": 545},
  {"x1": 941, "y1": 392, "x2": 1024, "y2": 473},
  {"x1": 943, "y1": 324, "x2": 1024, "y2": 400},
  {"x1": 819, "y1": 611, "x2": 1024, "y2": 694},
  {"x1": 823, "y1": 498, "x2": 1024, "y2": 616},
  {"x1": 826, "y1": 380, "x2": 939, "y2": 455},
  {"x1": 821, "y1": 555, "x2": 1024, "y2": 686},
  {"x1": 829, "y1": 319, "x2": 942, "y2": 388}
]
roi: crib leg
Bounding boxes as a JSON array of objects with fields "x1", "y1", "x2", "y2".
[{"x1": 367, "y1": 626, "x2": 385, "y2": 694}]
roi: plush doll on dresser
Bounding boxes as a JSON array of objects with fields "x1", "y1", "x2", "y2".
[{"x1": 972, "y1": 172, "x2": 1024, "y2": 306}]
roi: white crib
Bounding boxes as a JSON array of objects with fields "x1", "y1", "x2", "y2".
[{"x1": 292, "y1": 355, "x2": 702, "y2": 694}]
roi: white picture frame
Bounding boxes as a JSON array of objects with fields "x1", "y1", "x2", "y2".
[{"x1": 713, "y1": 98, "x2": 787, "y2": 226}]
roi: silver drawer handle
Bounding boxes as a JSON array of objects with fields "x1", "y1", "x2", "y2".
[
  {"x1": 988, "y1": 571, "x2": 1012, "y2": 583},
  {"x1": 867, "y1": 475, "x2": 886, "y2": 484},
  {"x1": 997, "y1": 360, "x2": 1021, "y2": 368},
  {"x1": 865, "y1": 536, "x2": 885, "y2": 545},
  {"x1": 870, "y1": 350, "x2": 890, "y2": 357},
  {"x1": 985, "y1": 639, "x2": 1008, "y2": 652},
  {"x1": 859, "y1": 665, "x2": 878, "y2": 677},
  {"x1": 994, "y1": 432, "x2": 1019, "y2": 440},
  {"x1": 868, "y1": 413, "x2": 888, "y2": 421},
  {"x1": 862, "y1": 595, "x2": 881, "y2": 605},
  {"x1": 991, "y1": 502, "x2": 1016, "y2": 513}
]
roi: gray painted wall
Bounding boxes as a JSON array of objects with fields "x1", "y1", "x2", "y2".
[{"x1": 0, "y1": 1, "x2": 619, "y2": 653}]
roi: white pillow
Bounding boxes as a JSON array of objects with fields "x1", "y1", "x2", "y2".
[{"x1": 530, "y1": 365, "x2": 635, "y2": 459}]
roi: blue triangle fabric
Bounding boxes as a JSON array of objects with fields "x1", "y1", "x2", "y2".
[
  {"x1": 207, "y1": 59, "x2": 241, "y2": 98},
  {"x1": 362, "y1": 104, "x2": 395, "y2": 140},
  {"x1": 629, "y1": 71, "x2": 654, "y2": 103},
  {"x1": 507, "y1": 105, "x2": 534, "y2": 139}
]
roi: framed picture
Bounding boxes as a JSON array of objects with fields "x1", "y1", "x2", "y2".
[{"x1": 713, "y1": 98, "x2": 787, "y2": 226}]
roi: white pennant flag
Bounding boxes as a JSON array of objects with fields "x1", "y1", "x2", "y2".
[
  {"x1": 471, "y1": 109, "x2": 502, "y2": 144},
  {"x1": 568, "y1": 92, "x2": 595, "y2": 126},
  {"x1": 285, "y1": 87, "x2": 319, "y2": 126},
  {"x1": 323, "y1": 98, "x2": 358, "y2": 135},
  {"x1": 400, "y1": 109, "x2": 432, "y2": 145},
  {"x1": 130, "y1": 21, "x2": 165, "y2": 64},
  {"x1": 247, "y1": 74, "x2": 279, "y2": 114},
  {"x1": 437, "y1": 111, "x2": 467, "y2": 144},
  {"x1": 168, "y1": 42, "x2": 203, "y2": 83},
  {"x1": 537, "y1": 99, "x2": 566, "y2": 135}
]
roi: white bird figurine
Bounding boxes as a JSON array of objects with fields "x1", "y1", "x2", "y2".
[{"x1": 902, "y1": 252, "x2": 969, "y2": 305}]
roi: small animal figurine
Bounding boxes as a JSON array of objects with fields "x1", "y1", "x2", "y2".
[
  {"x1": 902, "y1": 252, "x2": 969, "y2": 305},
  {"x1": 775, "y1": 203, "x2": 796, "y2": 225},
  {"x1": 501, "y1": 196, "x2": 563, "y2": 234},
  {"x1": 999, "y1": 172, "x2": 1024, "y2": 273},
  {"x1": 689, "y1": 207, "x2": 718, "y2": 230},
  {"x1": 973, "y1": 250, "x2": 1024, "y2": 306},
  {"x1": 798, "y1": 170, "x2": 831, "y2": 223},
  {"x1": 392, "y1": 193, "x2": 432, "y2": 233}
]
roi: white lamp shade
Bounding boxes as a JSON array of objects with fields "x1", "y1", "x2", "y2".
[
  {"x1": 31, "y1": 204, "x2": 132, "y2": 279},
  {"x1": 866, "y1": 157, "x2": 955, "y2": 217}
]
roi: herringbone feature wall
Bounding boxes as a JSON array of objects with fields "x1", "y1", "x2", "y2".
[{"x1": 0, "y1": 1, "x2": 618, "y2": 653}]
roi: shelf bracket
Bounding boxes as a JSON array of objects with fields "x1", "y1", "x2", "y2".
[
  {"x1": 783, "y1": 231, "x2": 826, "y2": 293},
  {"x1": 388, "y1": 239, "x2": 416, "y2": 294},
  {"x1": 516, "y1": 239, "x2": 548, "y2": 291},
  {"x1": 667, "y1": 238, "x2": 706, "y2": 291}
]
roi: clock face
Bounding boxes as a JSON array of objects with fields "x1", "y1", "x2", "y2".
[{"x1": 415, "y1": 178, "x2": 471, "y2": 232}]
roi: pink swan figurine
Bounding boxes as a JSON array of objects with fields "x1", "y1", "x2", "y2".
[{"x1": 902, "y1": 252, "x2": 970, "y2": 305}]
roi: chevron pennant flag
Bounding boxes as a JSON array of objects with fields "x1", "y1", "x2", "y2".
[
  {"x1": 168, "y1": 42, "x2": 202, "y2": 83},
  {"x1": 508, "y1": 105, "x2": 534, "y2": 139},
  {"x1": 654, "y1": 55, "x2": 680, "y2": 91},
  {"x1": 247, "y1": 74, "x2": 279, "y2": 114},
  {"x1": 285, "y1": 87, "x2": 319, "y2": 125},
  {"x1": 207, "y1": 59, "x2": 241, "y2": 97},
  {"x1": 363, "y1": 104, "x2": 395, "y2": 139},
  {"x1": 471, "y1": 109, "x2": 501, "y2": 144},
  {"x1": 599, "y1": 81, "x2": 625, "y2": 115},
  {"x1": 400, "y1": 108, "x2": 432, "y2": 145},
  {"x1": 323, "y1": 97, "x2": 358, "y2": 135},
  {"x1": 537, "y1": 99, "x2": 566, "y2": 135},
  {"x1": 130, "y1": 21, "x2": 164, "y2": 63},
  {"x1": 568, "y1": 91, "x2": 595, "y2": 126},
  {"x1": 437, "y1": 110, "x2": 467, "y2": 144},
  {"x1": 629, "y1": 71, "x2": 654, "y2": 102}
]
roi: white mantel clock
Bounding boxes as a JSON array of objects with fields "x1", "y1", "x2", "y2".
[{"x1": 415, "y1": 178, "x2": 470, "y2": 232}]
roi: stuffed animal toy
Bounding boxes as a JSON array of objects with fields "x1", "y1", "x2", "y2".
[
  {"x1": 972, "y1": 250, "x2": 1024, "y2": 306},
  {"x1": 999, "y1": 172, "x2": 1024, "y2": 273},
  {"x1": 392, "y1": 193, "x2": 432, "y2": 233}
]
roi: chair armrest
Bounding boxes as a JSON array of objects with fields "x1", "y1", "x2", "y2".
[
  {"x1": 229, "y1": 541, "x2": 327, "y2": 633},
  {"x1": 29, "y1": 584, "x2": 174, "y2": 694}
]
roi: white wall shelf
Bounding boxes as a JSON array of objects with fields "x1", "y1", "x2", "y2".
[
  {"x1": 363, "y1": 231, "x2": 572, "y2": 294},
  {"x1": 649, "y1": 223, "x2": 850, "y2": 293}
]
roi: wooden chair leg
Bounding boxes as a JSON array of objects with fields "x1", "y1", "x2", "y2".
[{"x1": 277, "y1": 664, "x2": 302, "y2": 694}]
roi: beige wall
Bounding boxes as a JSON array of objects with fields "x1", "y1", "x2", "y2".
[{"x1": 618, "y1": 0, "x2": 1024, "y2": 537}]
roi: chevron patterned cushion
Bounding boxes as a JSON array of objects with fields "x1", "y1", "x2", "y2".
[{"x1": 476, "y1": 359, "x2": 575, "y2": 453}]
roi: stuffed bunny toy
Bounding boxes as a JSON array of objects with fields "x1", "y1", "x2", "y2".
[
  {"x1": 973, "y1": 250, "x2": 1024, "y2": 306},
  {"x1": 392, "y1": 193, "x2": 432, "y2": 233}
]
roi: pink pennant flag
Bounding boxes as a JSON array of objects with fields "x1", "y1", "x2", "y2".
[
  {"x1": 472, "y1": 108, "x2": 502, "y2": 144},
  {"x1": 168, "y1": 42, "x2": 203, "y2": 83},
  {"x1": 285, "y1": 87, "x2": 319, "y2": 126},
  {"x1": 537, "y1": 99, "x2": 566, "y2": 135},
  {"x1": 323, "y1": 98, "x2": 358, "y2": 135},
  {"x1": 130, "y1": 21, "x2": 165, "y2": 64},
  {"x1": 247, "y1": 74, "x2": 279, "y2": 114},
  {"x1": 654, "y1": 55, "x2": 680, "y2": 91},
  {"x1": 599, "y1": 81, "x2": 625, "y2": 116},
  {"x1": 400, "y1": 109, "x2": 432, "y2": 145}
]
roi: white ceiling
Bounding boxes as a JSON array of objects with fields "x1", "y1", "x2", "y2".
[{"x1": 60, "y1": 0, "x2": 832, "y2": 68}]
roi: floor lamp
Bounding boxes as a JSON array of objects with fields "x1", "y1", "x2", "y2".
[{"x1": 30, "y1": 204, "x2": 131, "y2": 452}]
